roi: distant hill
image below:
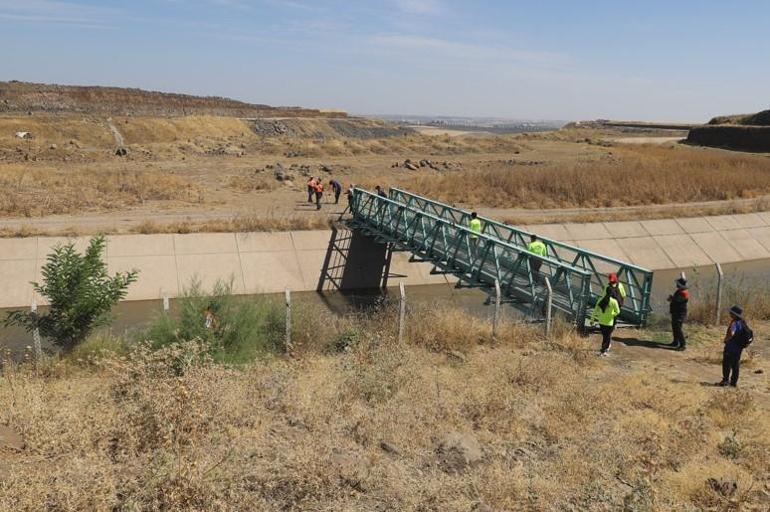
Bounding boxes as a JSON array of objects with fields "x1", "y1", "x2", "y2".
[
  {"x1": 708, "y1": 110, "x2": 770, "y2": 127},
  {"x1": 0, "y1": 81, "x2": 346, "y2": 118},
  {"x1": 689, "y1": 109, "x2": 770, "y2": 152}
]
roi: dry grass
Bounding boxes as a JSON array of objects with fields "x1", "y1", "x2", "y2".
[
  {"x1": 502, "y1": 196, "x2": 770, "y2": 225},
  {"x1": 402, "y1": 144, "x2": 770, "y2": 209},
  {"x1": 689, "y1": 279, "x2": 770, "y2": 325},
  {"x1": 0, "y1": 164, "x2": 202, "y2": 217},
  {"x1": 133, "y1": 214, "x2": 332, "y2": 235},
  {"x1": 0, "y1": 305, "x2": 768, "y2": 510}
]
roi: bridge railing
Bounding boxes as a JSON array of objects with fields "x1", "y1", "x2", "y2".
[
  {"x1": 350, "y1": 188, "x2": 593, "y2": 323},
  {"x1": 389, "y1": 188, "x2": 654, "y2": 326}
]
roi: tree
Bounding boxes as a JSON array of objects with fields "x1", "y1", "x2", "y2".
[{"x1": 5, "y1": 235, "x2": 138, "y2": 351}]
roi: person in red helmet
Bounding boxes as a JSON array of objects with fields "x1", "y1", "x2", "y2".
[{"x1": 602, "y1": 273, "x2": 626, "y2": 326}]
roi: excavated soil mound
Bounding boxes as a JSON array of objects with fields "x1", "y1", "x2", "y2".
[{"x1": 687, "y1": 125, "x2": 770, "y2": 152}]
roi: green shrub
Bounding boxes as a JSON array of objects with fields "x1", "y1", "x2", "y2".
[
  {"x1": 143, "y1": 279, "x2": 284, "y2": 364},
  {"x1": 5, "y1": 235, "x2": 137, "y2": 351}
]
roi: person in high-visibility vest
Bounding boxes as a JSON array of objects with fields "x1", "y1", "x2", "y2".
[
  {"x1": 591, "y1": 286, "x2": 621, "y2": 356},
  {"x1": 314, "y1": 179, "x2": 324, "y2": 210},
  {"x1": 602, "y1": 272, "x2": 626, "y2": 327},
  {"x1": 527, "y1": 235, "x2": 547, "y2": 273},
  {"x1": 307, "y1": 177, "x2": 317, "y2": 204},
  {"x1": 602, "y1": 273, "x2": 626, "y2": 306},
  {"x1": 469, "y1": 212, "x2": 482, "y2": 256}
]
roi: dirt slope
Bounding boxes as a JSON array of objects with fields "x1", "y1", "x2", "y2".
[{"x1": 0, "y1": 80, "x2": 346, "y2": 118}]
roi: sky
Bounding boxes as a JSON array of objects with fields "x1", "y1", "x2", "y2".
[{"x1": 1, "y1": 0, "x2": 768, "y2": 121}]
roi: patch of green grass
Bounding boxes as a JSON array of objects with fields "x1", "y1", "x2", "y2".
[{"x1": 141, "y1": 279, "x2": 284, "y2": 364}]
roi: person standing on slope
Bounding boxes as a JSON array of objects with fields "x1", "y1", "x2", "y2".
[
  {"x1": 591, "y1": 286, "x2": 621, "y2": 357},
  {"x1": 668, "y1": 277, "x2": 689, "y2": 350},
  {"x1": 718, "y1": 305, "x2": 753, "y2": 387}
]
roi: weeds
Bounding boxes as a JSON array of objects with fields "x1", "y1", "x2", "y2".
[
  {"x1": 0, "y1": 164, "x2": 201, "y2": 217},
  {"x1": 0, "y1": 299, "x2": 768, "y2": 510},
  {"x1": 402, "y1": 144, "x2": 770, "y2": 209}
]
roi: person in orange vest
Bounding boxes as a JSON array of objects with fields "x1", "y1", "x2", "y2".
[
  {"x1": 314, "y1": 179, "x2": 324, "y2": 210},
  {"x1": 307, "y1": 176, "x2": 317, "y2": 204}
]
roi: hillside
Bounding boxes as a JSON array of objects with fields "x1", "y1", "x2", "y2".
[
  {"x1": 0, "y1": 81, "x2": 346, "y2": 118},
  {"x1": 708, "y1": 110, "x2": 770, "y2": 127}
]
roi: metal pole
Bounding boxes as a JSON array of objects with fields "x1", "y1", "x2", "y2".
[
  {"x1": 31, "y1": 298, "x2": 42, "y2": 362},
  {"x1": 161, "y1": 289, "x2": 170, "y2": 311},
  {"x1": 493, "y1": 279, "x2": 501, "y2": 340},
  {"x1": 398, "y1": 281, "x2": 406, "y2": 344},
  {"x1": 284, "y1": 288, "x2": 292, "y2": 352},
  {"x1": 715, "y1": 263, "x2": 723, "y2": 324},
  {"x1": 545, "y1": 277, "x2": 553, "y2": 339}
]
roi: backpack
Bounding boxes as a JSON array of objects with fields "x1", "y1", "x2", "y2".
[{"x1": 733, "y1": 322, "x2": 754, "y2": 348}]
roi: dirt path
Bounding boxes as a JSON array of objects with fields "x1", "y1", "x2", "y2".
[
  {"x1": 106, "y1": 118, "x2": 124, "y2": 147},
  {"x1": 1, "y1": 192, "x2": 768, "y2": 237},
  {"x1": 609, "y1": 328, "x2": 770, "y2": 407}
]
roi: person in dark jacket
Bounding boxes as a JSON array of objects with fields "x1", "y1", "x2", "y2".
[
  {"x1": 329, "y1": 179, "x2": 342, "y2": 204},
  {"x1": 719, "y1": 305, "x2": 749, "y2": 387},
  {"x1": 668, "y1": 276, "x2": 689, "y2": 350}
]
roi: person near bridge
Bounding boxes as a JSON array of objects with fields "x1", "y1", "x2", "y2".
[
  {"x1": 329, "y1": 179, "x2": 342, "y2": 204},
  {"x1": 469, "y1": 212, "x2": 482, "y2": 256},
  {"x1": 719, "y1": 305, "x2": 753, "y2": 387},
  {"x1": 668, "y1": 277, "x2": 689, "y2": 350},
  {"x1": 307, "y1": 177, "x2": 317, "y2": 204},
  {"x1": 527, "y1": 234, "x2": 547, "y2": 274},
  {"x1": 591, "y1": 285, "x2": 621, "y2": 357},
  {"x1": 314, "y1": 179, "x2": 324, "y2": 210}
]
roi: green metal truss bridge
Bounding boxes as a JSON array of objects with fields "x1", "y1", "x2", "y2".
[{"x1": 347, "y1": 188, "x2": 654, "y2": 327}]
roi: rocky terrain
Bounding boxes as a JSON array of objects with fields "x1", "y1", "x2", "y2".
[{"x1": 0, "y1": 81, "x2": 346, "y2": 118}]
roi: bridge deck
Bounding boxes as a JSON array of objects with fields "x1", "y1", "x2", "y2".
[
  {"x1": 388, "y1": 188, "x2": 654, "y2": 326},
  {"x1": 349, "y1": 189, "x2": 594, "y2": 324}
]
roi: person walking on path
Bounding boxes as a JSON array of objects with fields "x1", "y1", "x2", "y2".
[
  {"x1": 314, "y1": 179, "x2": 324, "y2": 210},
  {"x1": 718, "y1": 305, "x2": 753, "y2": 387},
  {"x1": 591, "y1": 286, "x2": 621, "y2": 356},
  {"x1": 527, "y1": 234, "x2": 547, "y2": 274},
  {"x1": 307, "y1": 177, "x2": 317, "y2": 204},
  {"x1": 329, "y1": 179, "x2": 342, "y2": 204},
  {"x1": 469, "y1": 212, "x2": 482, "y2": 256},
  {"x1": 668, "y1": 277, "x2": 689, "y2": 350}
]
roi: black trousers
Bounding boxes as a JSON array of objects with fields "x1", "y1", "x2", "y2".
[
  {"x1": 722, "y1": 346, "x2": 743, "y2": 385},
  {"x1": 315, "y1": 192, "x2": 323, "y2": 210},
  {"x1": 307, "y1": 186, "x2": 314, "y2": 203},
  {"x1": 600, "y1": 325, "x2": 614, "y2": 352},
  {"x1": 671, "y1": 317, "x2": 685, "y2": 346},
  {"x1": 334, "y1": 190, "x2": 341, "y2": 204}
]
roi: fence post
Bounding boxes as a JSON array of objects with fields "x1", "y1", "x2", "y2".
[
  {"x1": 284, "y1": 288, "x2": 292, "y2": 353},
  {"x1": 544, "y1": 277, "x2": 553, "y2": 339},
  {"x1": 493, "y1": 279, "x2": 501, "y2": 340},
  {"x1": 398, "y1": 281, "x2": 406, "y2": 344},
  {"x1": 31, "y1": 298, "x2": 42, "y2": 362},
  {"x1": 161, "y1": 289, "x2": 170, "y2": 311},
  {"x1": 715, "y1": 263, "x2": 723, "y2": 324}
]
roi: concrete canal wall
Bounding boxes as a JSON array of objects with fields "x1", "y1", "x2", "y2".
[{"x1": 2, "y1": 211, "x2": 770, "y2": 308}]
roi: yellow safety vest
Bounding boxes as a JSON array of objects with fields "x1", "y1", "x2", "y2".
[
  {"x1": 469, "y1": 218, "x2": 482, "y2": 238},
  {"x1": 603, "y1": 282, "x2": 627, "y2": 299},
  {"x1": 527, "y1": 240, "x2": 547, "y2": 257},
  {"x1": 591, "y1": 297, "x2": 620, "y2": 326}
]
